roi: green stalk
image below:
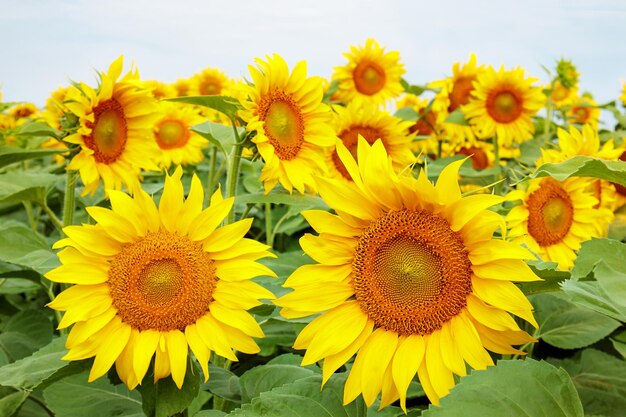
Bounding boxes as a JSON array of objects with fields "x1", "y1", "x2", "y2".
[
  {"x1": 207, "y1": 146, "x2": 218, "y2": 196},
  {"x1": 62, "y1": 170, "x2": 79, "y2": 229},
  {"x1": 265, "y1": 203, "x2": 273, "y2": 247},
  {"x1": 212, "y1": 355, "x2": 232, "y2": 411},
  {"x1": 493, "y1": 135, "x2": 503, "y2": 195},
  {"x1": 225, "y1": 123, "x2": 244, "y2": 224},
  {"x1": 543, "y1": 81, "x2": 554, "y2": 145},
  {"x1": 40, "y1": 198, "x2": 64, "y2": 233}
]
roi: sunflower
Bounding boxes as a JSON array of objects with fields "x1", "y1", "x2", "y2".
[
  {"x1": 332, "y1": 39, "x2": 405, "y2": 106},
  {"x1": 540, "y1": 125, "x2": 623, "y2": 214},
  {"x1": 9, "y1": 103, "x2": 39, "y2": 120},
  {"x1": 430, "y1": 54, "x2": 484, "y2": 147},
  {"x1": 506, "y1": 176, "x2": 613, "y2": 270},
  {"x1": 143, "y1": 80, "x2": 177, "y2": 100},
  {"x1": 567, "y1": 94, "x2": 600, "y2": 129},
  {"x1": 275, "y1": 138, "x2": 539, "y2": 409},
  {"x1": 189, "y1": 67, "x2": 229, "y2": 96},
  {"x1": 152, "y1": 102, "x2": 208, "y2": 169},
  {"x1": 328, "y1": 102, "x2": 414, "y2": 181},
  {"x1": 45, "y1": 167, "x2": 276, "y2": 389},
  {"x1": 463, "y1": 66, "x2": 544, "y2": 147},
  {"x1": 240, "y1": 54, "x2": 335, "y2": 194},
  {"x1": 549, "y1": 80, "x2": 578, "y2": 108},
  {"x1": 172, "y1": 78, "x2": 193, "y2": 97},
  {"x1": 394, "y1": 94, "x2": 440, "y2": 157},
  {"x1": 63, "y1": 56, "x2": 159, "y2": 196}
]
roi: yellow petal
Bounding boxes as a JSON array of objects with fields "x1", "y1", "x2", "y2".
[
  {"x1": 392, "y1": 334, "x2": 425, "y2": 412},
  {"x1": 424, "y1": 330, "x2": 455, "y2": 399},
  {"x1": 468, "y1": 240, "x2": 535, "y2": 265},
  {"x1": 176, "y1": 174, "x2": 204, "y2": 235},
  {"x1": 188, "y1": 198, "x2": 234, "y2": 242},
  {"x1": 435, "y1": 158, "x2": 466, "y2": 205},
  {"x1": 284, "y1": 263, "x2": 352, "y2": 287},
  {"x1": 88, "y1": 318, "x2": 131, "y2": 382},
  {"x1": 301, "y1": 210, "x2": 361, "y2": 238},
  {"x1": 63, "y1": 225, "x2": 122, "y2": 257},
  {"x1": 45, "y1": 263, "x2": 109, "y2": 285},
  {"x1": 472, "y1": 259, "x2": 541, "y2": 282},
  {"x1": 185, "y1": 324, "x2": 211, "y2": 382},
  {"x1": 215, "y1": 259, "x2": 276, "y2": 281},
  {"x1": 466, "y1": 294, "x2": 521, "y2": 331},
  {"x1": 439, "y1": 321, "x2": 467, "y2": 376},
  {"x1": 133, "y1": 329, "x2": 161, "y2": 383},
  {"x1": 159, "y1": 168, "x2": 184, "y2": 232},
  {"x1": 299, "y1": 234, "x2": 354, "y2": 265},
  {"x1": 210, "y1": 302, "x2": 263, "y2": 338},
  {"x1": 86, "y1": 206, "x2": 137, "y2": 243},
  {"x1": 450, "y1": 312, "x2": 493, "y2": 370},
  {"x1": 322, "y1": 320, "x2": 374, "y2": 385},
  {"x1": 166, "y1": 330, "x2": 188, "y2": 389},
  {"x1": 471, "y1": 276, "x2": 537, "y2": 326},
  {"x1": 276, "y1": 282, "x2": 353, "y2": 315},
  {"x1": 154, "y1": 336, "x2": 171, "y2": 382},
  {"x1": 203, "y1": 219, "x2": 253, "y2": 253},
  {"x1": 195, "y1": 313, "x2": 238, "y2": 361},
  {"x1": 447, "y1": 194, "x2": 504, "y2": 232}
]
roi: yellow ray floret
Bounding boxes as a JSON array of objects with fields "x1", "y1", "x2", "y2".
[{"x1": 275, "y1": 138, "x2": 540, "y2": 409}]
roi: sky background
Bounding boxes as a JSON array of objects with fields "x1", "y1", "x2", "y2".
[{"x1": 1, "y1": 0, "x2": 625, "y2": 122}]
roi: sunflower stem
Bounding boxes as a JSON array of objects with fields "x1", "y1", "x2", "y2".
[
  {"x1": 212, "y1": 355, "x2": 232, "y2": 411},
  {"x1": 62, "y1": 169, "x2": 79, "y2": 229},
  {"x1": 543, "y1": 81, "x2": 554, "y2": 144},
  {"x1": 493, "y1": 135, "x2": 503, "y2": 195},
  {"x1": 207, "y1": 146, "x2": 218, "y2": 195},
  {"x1": 225, "y1": 122, "x2": 243, "y2": 224},
  {"x1": 265, "y1": 203, "x2": 273, "y2": 247},
  {"x1": 437, "y1": 139, "x2": 443, "y2": 160},
  {"x1": 40, "y1": 197, "x2": 64, "y2": 233}
]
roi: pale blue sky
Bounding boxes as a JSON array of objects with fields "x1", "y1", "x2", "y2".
[{"x1": 2, "y1": 0, "x2": 625, "y2": 124}]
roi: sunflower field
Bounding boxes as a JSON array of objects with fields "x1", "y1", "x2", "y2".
[{"x1": 0, "y1": 39, "x2": 625, "y2": 417}]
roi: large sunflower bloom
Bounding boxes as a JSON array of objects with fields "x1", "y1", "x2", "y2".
[
  {"x1": 328, "y1": 102, "x2": 415, "y2": 181},
  {"x1": 275, "y1": 139, "x2": 539, "y2": 409},
  {"x1": 152, "y1": 102, "x2": 208, "y2": 169},
  {"x1": 332, "y1": 39, "x2": 405, "y2": 106},
  {"x1": 63, "y1": 56, "x2": 159, "y2": 196},
  {"x1": 506, "y1": 176, "x2": 613, "y2": 270},
  {"x1": 240, "y1": 54, "x2": 335, "y2": 194},
  {"x1": 463, "y1": 66, "x2": 544, "y2": 146},
  {"x1": 45, "y1": 167, "x2": 276, "y2": 389},
  {"x1": 430, "y1": 53, "x2": 485, "y2": 147}
]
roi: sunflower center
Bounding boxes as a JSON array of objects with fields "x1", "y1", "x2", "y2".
[
  {"x1": 448, "y1": 76, "x2": 476, "y2": 112},
  {"x1": 486, "y1": 90, "x2": 523, "y2": 123},
  {"x1": 85, "y1": 99, "x2": 128, "y2": 164},
  {"x1": 613, "y1": 151, "x2": 626, "y2": 196},
  {"x1": 333, "y1": 126, "x2": 384, "y2": 179},
  {"x1": 526, "y1": 178, "x2": 574, "y2": 246},
  {"x1": 551, "y1": 83, "x2": 569, "y2": 102},
  {"x1": 259, "y1": 91, "x2": 305, "y2": 160},
  {"x1": 353, "y1": 61, "x2": 386, "y2": 95},
  {"x1": 200, "y1": 79, "x2": 221, "y2": 96},
  {"x1": 456, "y1": 146, "x2": 489, "y2": 170},
  {"x1": 410, "y1": 108, "x2": 436, "y2": 136},
  {"x1": 353, "y1": 209, "x2": 473, "y2": 336},
  {"x1": 155, "y1": 119, "x2": 190, "y2": 149},
  {"x1": 108, "y1": 231, "x2": 216, "y2": 331},
  {"x1": 573, "y1": 106, "x2": 590, "y2": 122}
]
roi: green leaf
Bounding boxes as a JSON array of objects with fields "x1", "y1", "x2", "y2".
[
  {"x1": 550, "y1": 349, "x2": 626, "y2": 417},
  {"x1": 258, "y1": 251, "x2": 314, "y2": 299},
  {"x1": 191, "y1": 121, "x2": 243, "y2": 159},
  {"x1": 531, "y1": 156, "x2": 626, "y2": 186},
  {"x1": 444, "y1": 109, "x2": 470, "y2": 126},
  {"x1": 0, "y1": 172, "x2": 62, "y2": 204},
  {"x1": 239, "y1": 363, "x2": 319, "y2": 403},
  {"x1": 518, "y1": 261, "x2": 570, "y2": 295},
  {"x1": 0, "y1": 146, "x2": 66, "y2": 169},
  {"x1": 400, "y1": 79, "x2": 430, "y2": 96},
  {"x1": 139, "y1": 361, "x2": 201, "y2": 417},
  {"x1": 43, "y1": 371, "x2": 144, "y2": 417},
  {"x1": 561, "y1": 280, "x2": 626, "y2": 322},
  {"x1": 229, "y1": 374, "x2": 366, "y2": 417},
  {"x1": 235, "y1": 190, "x2": 328, "y2": 211},
  {"x1": 422, "y1": 359, "x2": 583, "y2": 417},
  {"x1": 0, "y1": 389, "x2": 29, "y2": 417},
  {"x1": 0, "y1": 337, "x2": 68, "y2": 389},
  {"x1": 532, "y1": 293, "x2": 620, "y2": 349},
  {"x1": 0, "y1": 310, "x2": 53, "y2": 363},
  {"x1": 167, "y1": 95, "x2": 242, "y2": 119},
  {"x1": 14, "y1": 121, "x2": 63, "y2": 139},
  {"x1": 204, "y1": 365, "x2": 241, "y2": 403},
  {"x1": 394, "y1": 107, "x2": 418, "y2": 121},
  {"x1": 0, "y1": 221, "x2": 59, "y2": 275},
  {"x1": 194, "y1": 411, "x2": 227, "y2": 417},
  {"x1": 611, "y1": 331, "x2": 626, "y2": 359},
  {"x1": 0, "y1": 278, "x2": 40, "y2": 294},
  {"x1": 571, "y1": 238, "x2": 626, "y2": 280},
  {"x1": 256, "y1": 319, "x2": 299, "y2": 356}
]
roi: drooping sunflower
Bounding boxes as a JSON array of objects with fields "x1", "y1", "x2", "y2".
[
  {"x1": 275, "y1": 138, "x2": 539, "y2": 409},
  {"x1": 63, "y1": 56, "x2": 159, "y2": 196},
  {"x1": 463, "y1": 66, "x2": 544, "y2": 147},
  {"x1": 541, "y1": 125, "x2": 625, "y2": 218},
  {"x1": 152, "y1": 102, "x2": 208, "y2": 169},
  {"x1": 567, "y1": 94, "x2": 600, "y2": 129},
  {"x1": 430, "y1": 54, "x2": 485, "y2": 147},
  {"x1": 506, "y1": 176, "x2": 613, "y2": 270},
  {"x1": 332, "y1": 39, "x2": 405, "y2": 106},
  {"x1": 240, "y1": 54, "x2": 335, "y2": 194},
  {"x1": 328, "y1": 102, "x2": 415, "y2": 181},
  {"x1": 45, "y1": 167, "x2": 276, "y2": 389}
]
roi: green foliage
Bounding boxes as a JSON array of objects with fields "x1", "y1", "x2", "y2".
[
  {"x1": 0, "y1": 146, "x2": 66, "y2": 169},
  {"x1": 531, "y1": 155, "x2": 626, "y2": 186},
  {"x1": 239, "y1": 360, "x2": 320, "y2": 403},
  {"x1": 166, "y1": 95, "x2": 242, "y2": 120},
  {"x1": 0, "y1": 172, "x2": 61, "y2": 204},
  {"x1": 139, "y1": 361, "x2": 201, "y2": 417},
  {"x1": 551, "y1": 349, "x2": 626, "y2": 417},
  {"x1": 532, "y1": 293, "x2": 620, "y2": 349},
  {"x1": 422, "y1": 359, "x2": 584, "y2": 417},
  {"x1": 0, "y1": 221, "x2": 59, "y2": 275},
  {"x1": 444, "y1": 109, "x2": 470, "y2": 126},
  {"x1": 192, "y1": 121, "x2": 244, "y2": 159},
  {"x1": 228, "y1": 374, "x2": 366, "y2": 417},
  {"x1": 0, "y1": 309, "x2": 53, "y2": 365},
  {"x1": 43, "y1": 371, "x2": 144, "y2": 417}
]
